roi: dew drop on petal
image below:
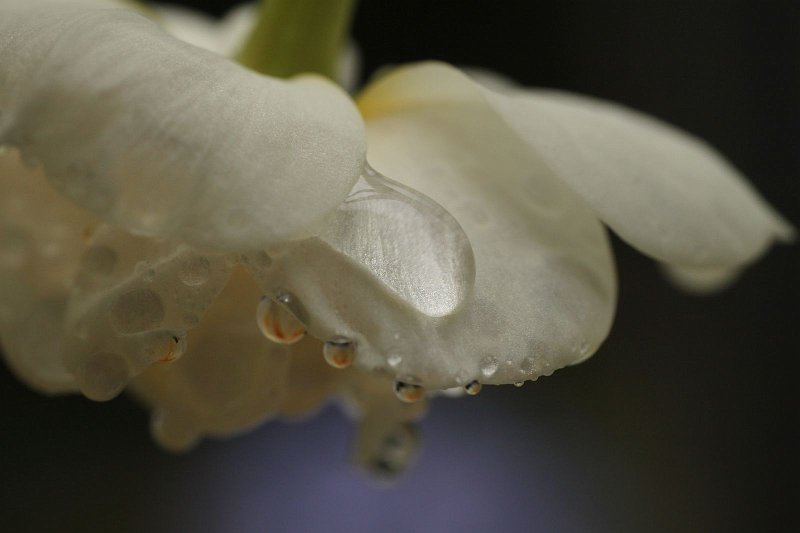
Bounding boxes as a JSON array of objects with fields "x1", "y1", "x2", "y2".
[
  {"x1": 144, "y1": 334, "x2": 187, "y2": 364},
  {"x1": 323, "y1": 336, "x2": 355, "y2": 369},
  {"x1": 394, "y1": 381, "x2": 425, "y2": 403},
  {"x1": 387, "y1": 353, "x2": 403, "y2": 369},
  {"x1": 150, "y1": 410, "x2": 200, "y2": 453},
  {"x1": 256, "y1": 293, "x2": 305, "y2": 345},
  {"x1": 75, "y1": 352, "x2": 128, "y2": 402},
  {"x1": 520, "y1": 355, "x2": 538, "y2": 375},
  {"x1": 178, "y1": 256, "x2": 211, "y2": 287},
  {"x1": 514, "y1": 381, "x2": 525, "y2": 388},
  {"x1": 110, "y1": 288, "x2": 165, "y2": 334},
  {"x1": 479, "y1": 355, "x2": 499, "y2": 378},
  {"x1": 464, "y1": 380, "x2": 482, "y2": 396}
]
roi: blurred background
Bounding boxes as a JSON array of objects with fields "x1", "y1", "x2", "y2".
[{"x1": 1, "y1": 1, "x2": 797, "y2": 531}]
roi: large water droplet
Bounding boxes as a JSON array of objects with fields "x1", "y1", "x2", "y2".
[
  {"x1": 75, "y1": 352, "x2": 128, "y2": 401},
  {"x1": 479, "y1": 355, "x2": 499, "y2": 378},
  {"x1": 110, "y1": 288, "x2": 165, "y2": 334},
  {"x1": 323, "y1": 336, "x2": 355, "y2": 369},
  {"x1": 142, "y1": 333, "x2": 187, "y2": 364},
  {"x1": 394, "y1": 381, "x2": 425, "y2": 403},
  {"x1": 256, "y1": 292, "x2": 305, "y2": 344},
  {"x1": 314, "y1": 163, "x2": 475, "y2": 317},
  {"x1": 178, "y1": 256, "x2": 210, "y2": 287}
]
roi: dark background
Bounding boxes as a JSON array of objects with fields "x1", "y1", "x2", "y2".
[{"x1": 1, "y1": 1, "x2": 797, "y2": 532}]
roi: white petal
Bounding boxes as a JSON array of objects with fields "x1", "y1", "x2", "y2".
[
  {"x1": 154, "y1": 2, "x2": 256, "y2": 56},
  {"x1": 0, "y1": 0, "x2": 365, "y2": 251},
  {"x1": 249, "y1": 93, "x2": 616, "y2": 388},
  {"x1": 359, "y1": 62, "x2": 793, "y2": 271},
  {"x1": 130, "y1": 269, "x2": 291, "y2": 446},
  {"x1": 0, "y1": 149, "x2": 98, "y2": 394}
]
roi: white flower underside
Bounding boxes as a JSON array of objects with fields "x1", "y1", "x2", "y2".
[{"x1": 0, "y1": 0, "x2": 792, "y2": 451}]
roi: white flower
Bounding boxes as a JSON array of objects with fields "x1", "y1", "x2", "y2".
[{"x1": 0, "y1": 0, "x2": 792, "y2": 473}]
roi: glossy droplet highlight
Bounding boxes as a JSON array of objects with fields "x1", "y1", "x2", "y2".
[
  {"x1": 387, "y1": 353, "x2": 403, "y2": 368},
  {"x1": 110, "y1": 288, "x2": 165, "y2": 334},
  {"x1": 464, "y1": 380, "x2": 482, "y2": 396},
  {"x1": 178, "y1": 256, "x2": 210, "y2": 286},
  {"x1": 394, "y1": 381, "x2": 425, "y2": 403},
  {"x1": 323, "y1": 336, "x2": 355, "y2": 369},
  {"x1": 76, "y1": 352, "x2": 128, "y2": 402},
  {"x1": 479, "y1": 355, "x2": 499, "y2": 378},
  {"x1": 256, "y1": 293, "x2": 305, "y2": 344}
]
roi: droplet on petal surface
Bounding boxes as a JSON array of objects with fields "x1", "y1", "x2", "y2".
[
  {"x1": 464, "y1": 380, "x2": 482, "y2": 395},
  {"x1": 323, "y1": 336, "x2": 355, "y2": 369},
  {"x1": 177, "y1": 256, "x2": 211, "y2": 286},
  {"x1": 110, "y1": 288, "x2": 165, "y2": 334},
  {"x1": 479, "y1": 355, "x2": 499, "y2": 378},
  {"x1": 75, "y1": 352, "x2": 128, "y2": 402},
  {"x1": 256, "y1": 293, "x2": 306, "y2": 345},
  {"x1": 394, "y1": 381, "x2": 425, "y2": 403}
]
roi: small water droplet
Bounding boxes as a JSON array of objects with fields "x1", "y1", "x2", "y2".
[
  {"x1": 464, "y1": 380, "x2": 482, "y2": 396},
  {"x1": 256, "y1": 293, "x2": 305, "y2": 344},
  {"x1": 359, "y1": 420, "x2": 419, "y2": 480},
  {"x1": 394, "y1": 381, "x2": 425, "y2": 403},
  {"x1": 75, "y1": 352, "x2": 128, "y2": 401},
  {"x1": 479, "y1": 355, "x2": 499, "y2": 378},
  {"x1": 178, "y1": 256, "x2": 210, "y2": 286},
  {"x1": 323, "y1": 336, "x2": 355, "y2": 369},
  {"x1": 110, "y1": 288, "x2": 165, "y2": 334},
  {"x1": 520, "y1": 355, "x2": 538, "y2": 375},
  {"x1": 514, "y1": 381, "x2": 525, "y2": 388},
  {"x1": 144, "y1": 334, "x2": 187, "y2": 364},
  {"x1": 387, "y1": 353, "x2": 403, "y2": 368}
]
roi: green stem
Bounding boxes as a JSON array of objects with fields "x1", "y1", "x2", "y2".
[{"x1": 236, "y1": 0, "x2": 357, "y2": 81}]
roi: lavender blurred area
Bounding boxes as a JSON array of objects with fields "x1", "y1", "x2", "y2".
[{"x1": 1, "y1": 1, "x2": 797, "y2": 532}]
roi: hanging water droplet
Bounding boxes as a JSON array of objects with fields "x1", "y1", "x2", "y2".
[
  {"x1": 394, "y1": 381, "x2": 425, "y2": 403},
  {"x1": 178, "y1": 256, "x2": 211, "y2": 287},
  {"x1": 150, "y1": 409, "x2": 200, "y2": 452},
  {"x1": 514, "y1": 381, "x2": 525, "y2": 388},
  {"x1": 110, "y1": 288, "x2": 165, "y2": 334},
  {"x1": 357, "y1": 419, "x2": 419, "y2": 481},
  {"x1": 479, "y1": 355, "x2": 499, "y2": 378},
  {"x1": 151, "y1": 334, "x2": 187, "y2": 364},
  {"x1": 387, "y1": 353, "x2": 403, "y2": 368},
  {"x1": 464, "y1": 380, "x2": 482, "y2": 396},
  {"x1": 256, "y1": 293, "x2": 305, "y2": 344},
  {"x1": 75, "y1": 352, "x2": 128, "y2": 402},
  {"x1": 323, "y1": 336, "x2": 355, "y2": 369}
]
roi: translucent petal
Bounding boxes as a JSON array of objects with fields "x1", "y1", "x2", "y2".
[
  {"x1": 130, "y1": 268, "x2": 290, "y2": 443},
  {"x1": 249, "y1": 103, "x2": 616, "y2": 388},
  {"x1": 0, "y1": 0, "x2": 365, "y2": 251},
  {"x1": 61, "y1": 225, "x2": 233, "y2": 386},
  {"x1": 359, "y1": 62, "x2": 793, "y2": 271},
  {"x1": 154, "y1": 2, "x2": 256, "y2": 56},
  {"x1": 0, "y1": 149, "x2": 98, "y2": 394}
]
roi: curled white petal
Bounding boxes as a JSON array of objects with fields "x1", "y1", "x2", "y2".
[
  {"x1": 252, "y1": 88, "x2": 616, "y2": 388},
  {"x1": 359, "y1": 62, "x2": 793, "y2": 273},
  {"x1": 0, "y1": 0, "x2": 366, "y2": 251}
]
